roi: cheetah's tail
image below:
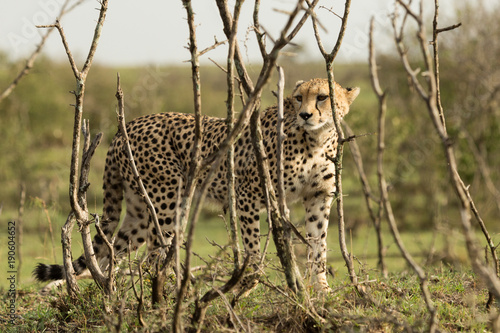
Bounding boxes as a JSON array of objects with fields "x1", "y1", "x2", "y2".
[{"x1": 32, "y1": 255, "x2": 88, "y2": 282}]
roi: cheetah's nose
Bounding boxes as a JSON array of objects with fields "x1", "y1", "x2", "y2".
[{"x1": 299, "y1": 112, "x2": 312, "y2": 121}]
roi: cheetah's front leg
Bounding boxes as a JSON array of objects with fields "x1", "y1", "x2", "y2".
[{"x1": 304, "y1": 194, "x2": 334, "y2": 291}]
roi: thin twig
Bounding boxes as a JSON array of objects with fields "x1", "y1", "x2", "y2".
[
  {"x1": 174, "y1": 1, "x2": 205, "y2": 331},
  {"x1": 115, "y1": 74, "x2": 167, "y2": 248},
  {"x1": 432, "y1": 0, "x2": 446, "y2": 131},
  {"x1": 198, "y1": 38, "x2": 227, "y2": 57},
  {"x1": 385, "y1": 10, "x2": 440, "y2": 331},
  {"x1": 310, "y1": 0, "x2": 358, "y2": 287},
  {"x1": 215, "y1": 0, "x2": 255, "y2": 96},
  {"x1": 0, "y1": 0, "x2": 83, "y2": 102},
  {"x1": 127, "y1": 243, "x2": 147, "y2": 327},
  {"x1": 190, "y1": 256, "x2": 250, "y2": 331},
  {"x1": 94, "y1": 214, "x2": 115, "y2": 295},
  {"x1": 225, "y1": 0, "x2": 244, "y2": 271},
  {"x1": 463, "y1": 130, "x2": 500, "y2": 213},
  {"x1": 188, "y1": 0, "x2": 315, "y2": 296},
  {"x1": 35, "y1": 198, "x2": 57, "y2": 263},
  {"x1": 344, "y1": 121, "x2": 387, "y2": 277},
  {"x1": 393, "y1": 0, "x2": 500, "y2": 316},
  {"x1": 48, "y1": 0, "x2": 110, "y2": 294}
]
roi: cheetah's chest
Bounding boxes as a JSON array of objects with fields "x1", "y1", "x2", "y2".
[{"x1": 283, "y1": 146, "x2": 337, "y2": 202}]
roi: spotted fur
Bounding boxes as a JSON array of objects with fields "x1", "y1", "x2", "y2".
[{"x1": 33, "y1": 78, "x2": 359, "y2": 291}]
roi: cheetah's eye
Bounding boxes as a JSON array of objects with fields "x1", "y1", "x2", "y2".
[
  {"x1": 317, "y1": 95, "x2": 328, "y2": 102},
  {"x1": 294, "y1": 95, "x2": 302, "y2": 102}
]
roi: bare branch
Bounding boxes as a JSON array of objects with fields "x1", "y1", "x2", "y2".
[
  {"x1": 78, "y1": 122, "x2": 109, "y2": 293},
  {"x1": 81, "y1": 4, "x2": 108, "y2": 77},
  {"x1": 311, "y1": 0, "x2": 358, "y2": 288},
  {"x1": 344, "y1": 121, "x2": 387, "y2": 277},
  {"x1": 225, "y1": 0, "x2": 244, "y2": 271},
  {"x1": 127, "y1": 244, "x2": 146, "y2": 327},
  {"x1": 463, "y1": 131, "x2": 500, "y2": 213},
  {"x1": 94, "y1": 214, "x2": 115, "y2": 294},
  {"x1": 253, "y1": 0, "x2": 268, "y2": 58},
  {"x1": 174, "y1": 1, "x2": 206, "y2": 330},
  {"x1": 328, "y1": 0, "x2": 352, "y2": 62},
  {"x1": 390, "y1": 15, "x2": 429, "y2": 101},
  {"x1": 396, "y1": 0, "x2": 421, "y2": 24},
  {"x1": 176, "y1": 0, "x2": 315, "y2": 299},
  {"x1": 61, "y1": 213, "x2": 79, "y2": 297},
  {"x1": 393, "y1": 0, "x2": 500, "y2": 308},
  {"x1": 215, "y1": 0, "x2": 255, "y2": 96},
  {"x1": 319, "y1": 5, "x2": 343, "y2": 20},
  {"x1": 115, "y1": 74, "x2": 168, "y2": 249},
  {"x1": 205, "y1": 0, "x2": 316, "y2": 172},
  {"x1": 308, "y1": 0, "x2": 351, "y2": 61},
  {"x1": 38, "y1": 21, "x2": 80, "y2": 78},
  {"x1": 47, "y1": 0, "x2": 111, "y2": 294},
  {"x1": 199, "y1": 38, "x2": 227, "y2": 57},
  {"x1": 371, "y1": 15, "x2": 438, "y2": 328},
  {"x1": 274, "y1": 65, "x2": 288, "y2": 250},
  {"x1": 436, "y1": 23, "x2": 462, "y2": 34},
  {"x1": 190, "y1": 256, "x2": 250, "y2": 329},
  {"x1": 0, "y1": 0, "x2": 83, "y2": 102},
  {"x1": 262, "y1": 67, "x2": 298, "y2": 261}
]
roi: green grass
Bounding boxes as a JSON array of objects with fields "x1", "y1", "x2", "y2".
[
  {"x1": 0, "y1": 202, "x2": 489, "y2": 290},
  {"x1": 0, "y1": 263, "x2": 494, "y2": 332},
  {"x1": 1, "y1": 205, "x2": 498, "y2": 332}
]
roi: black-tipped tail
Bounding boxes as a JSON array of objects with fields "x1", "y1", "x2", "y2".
[
  {"x1": 33, "y1": 255, "x2": 88, "y2": 282},
  {"x1": 33, "y1": 263, "x2": 64, "y2": 282}
]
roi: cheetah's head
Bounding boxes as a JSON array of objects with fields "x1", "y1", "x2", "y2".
[{"x1": 292, "y1": 78, "x2": 359, "y2": 132}]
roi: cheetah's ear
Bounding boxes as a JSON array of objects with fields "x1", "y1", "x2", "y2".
[
  {"x1": 345, "y1": 87, "x2": 360, "y2": 105},
  {"x1": 294, "y1": 80, "x2": 305, "y2": 90},
  {"x1": 292, "y1": 80, "x2": 305, "y2": 95}
]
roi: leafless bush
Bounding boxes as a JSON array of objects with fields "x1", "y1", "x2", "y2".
[
  {"x1": 387, "y1": 0, "x2": 500, "y2": 312},
  {"x1": 37, "y1": 0, "x2": 110, "y2": 296}
]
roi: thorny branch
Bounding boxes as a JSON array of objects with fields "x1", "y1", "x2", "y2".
[
  {"x1": 432, "y1": 0, "x2": 498, "y2": 308},
  {"x1": 174, "y1": 0, "x2": 206, "y2": 330},
  {"x1": 309, "y1": 0, "x2": 359, "y2": 288},
  {"x1": 0, "y1": 0, "x2": 85, "y2": 102},
  {"x1": 39, "y1": 0, "x2": 110, "y2": 294},
  {"x1": 393, "y1": 0, "x2": 500, "y2": 308},
  {"x1": 344, "y1": 121, "x2": 387, "y2": 277},
  {"x1": 115, "y1": 74, "x2": 168, "y2": 249},
  {"x1": 127, "y1": 243, "x2": 147, "y2": 327},
  {"x1": 370, "y1": 16, "x2": 438, "y2": 332},
  {"x1": 185, "y1": 0, "x2": 316, "y2": 295},
  {"x1": 224, "y1": 0, "x2": 244, "y2": 271}
]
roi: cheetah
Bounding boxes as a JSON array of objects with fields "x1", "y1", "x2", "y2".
[{"x1": 34, "y1": 78, "x2": 359, "y2": 291}]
